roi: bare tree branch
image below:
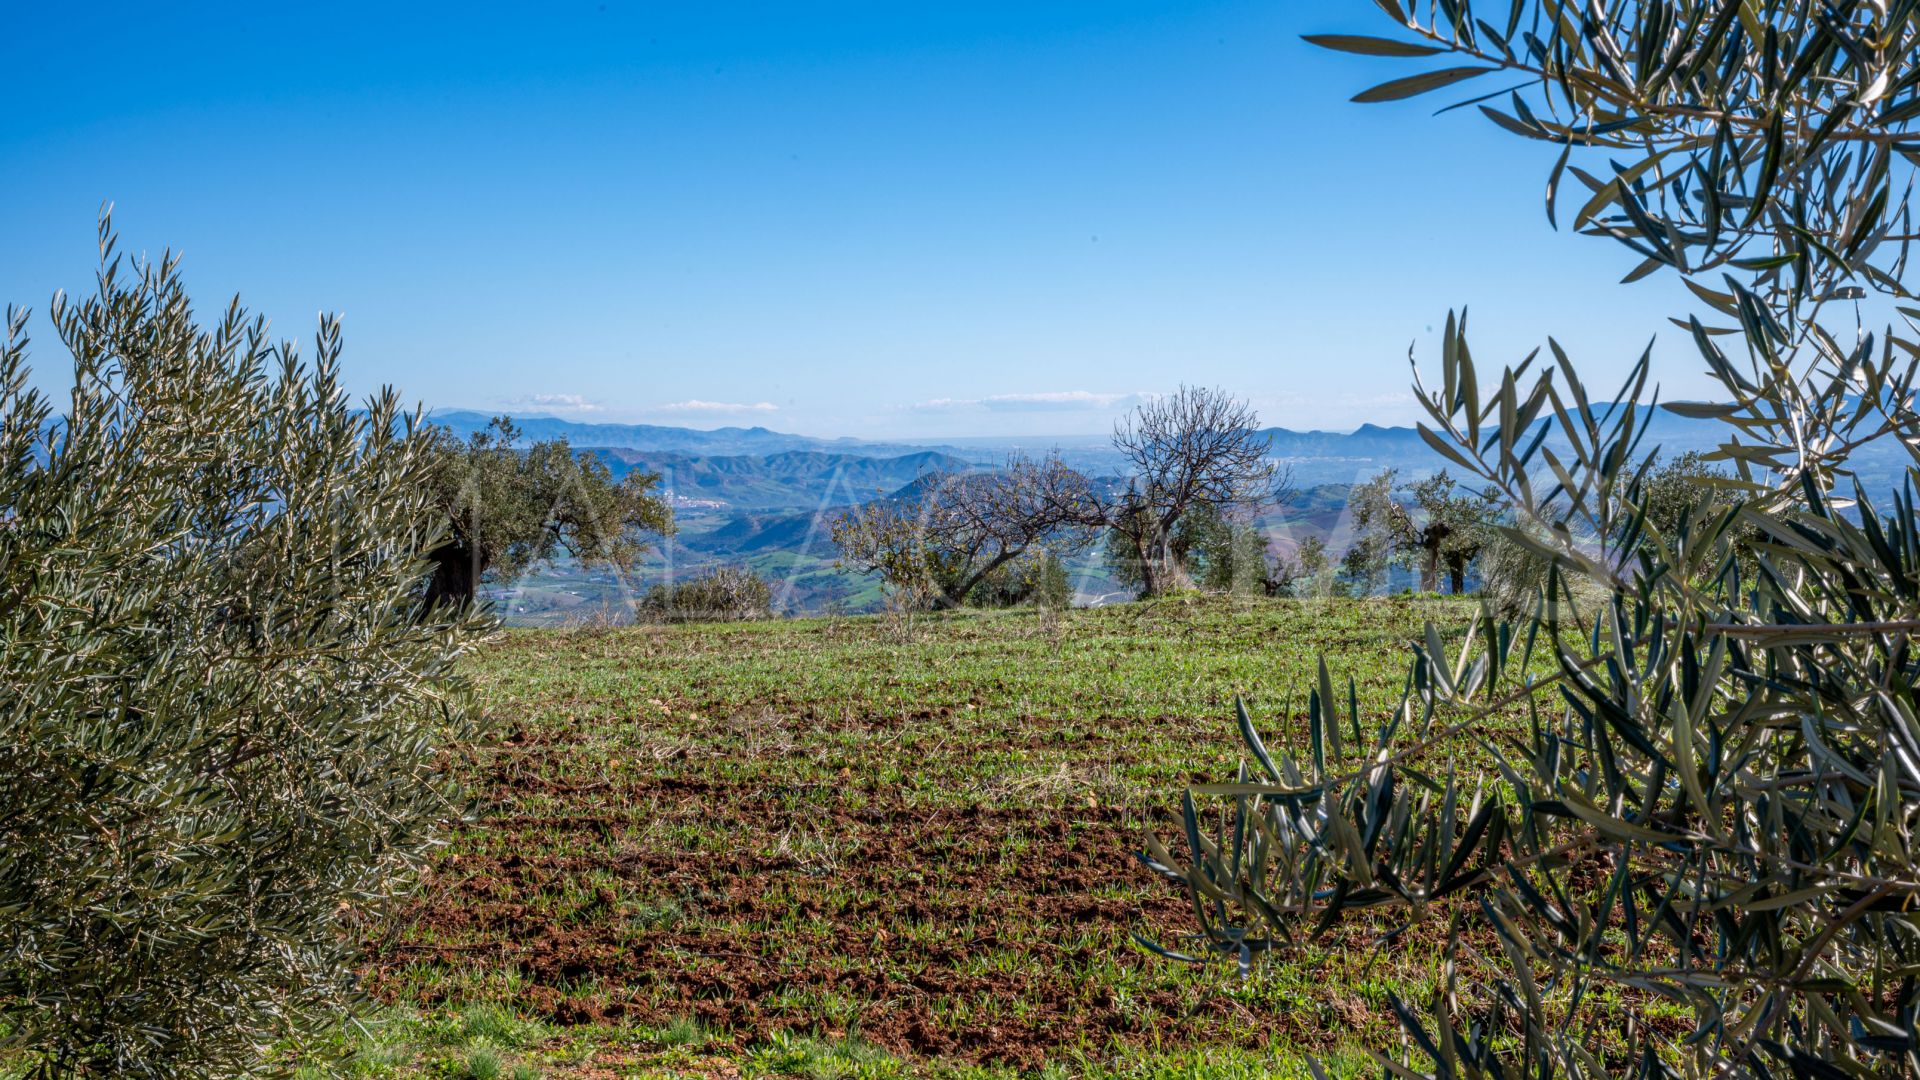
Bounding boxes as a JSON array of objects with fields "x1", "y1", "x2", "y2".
[{"x1": 1102, "y1": 386, "x2": 1285, "y2": 595}]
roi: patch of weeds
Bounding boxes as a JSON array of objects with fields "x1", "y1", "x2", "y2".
[
  {"x1": 651, "y1": 1014, "x2": 711, "y2": 1049},
  {"x1": 429, "y1": 1004, "x2": 550, "y2": 1051},
  {"x1": 274, "y1": 1011, "x2": 418, "y2": 1077},
  {"x1": 626, "y1": 896, "x2": 684, "y2": 931},
  {"x1": 1034, "y1": 1045, "x2": 1377, "y2": 1080},
  {"x1": 743, "y1": 1031, "x2": 904, "y2": 1079},
  {"x1": 453, "y1": 1045, "x2": 504, "y2": 1080}
]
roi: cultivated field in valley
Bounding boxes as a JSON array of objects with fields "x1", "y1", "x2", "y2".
[{"x1": 322, "y1": 596, "x2": 1512, "y2": 1078}]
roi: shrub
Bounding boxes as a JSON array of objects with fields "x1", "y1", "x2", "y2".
[
  {"x1": 1472, "y1": 514, "x2": 1568, "y2": 621},
  {"x1": 0, "y1": 223, "x2": 487, "y2": 1076},
  {"x1": 638, "y1": 564, "x2": 773, "y2": 622},
  {"x1": 1271, "y1": 535, "x2": 1339, "y2": 599}
]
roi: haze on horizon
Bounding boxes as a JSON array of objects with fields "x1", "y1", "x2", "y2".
[{"x1": 3, "y1": 2, "x2": 1723, "y2": 441}]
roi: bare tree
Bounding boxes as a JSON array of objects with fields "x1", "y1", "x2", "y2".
[
  {"x1": 831, "y1": 453, "x2": 1100, "y2": 609},
  {"x1": 1102, "y1": 386, "x2": 1286, "y2": 596}
]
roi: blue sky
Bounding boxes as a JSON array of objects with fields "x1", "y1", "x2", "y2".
[{"x1": 2, "y1": 2, "x2": 1716, "y2": 439}]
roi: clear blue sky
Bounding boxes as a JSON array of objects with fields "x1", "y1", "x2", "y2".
[{"x1": 1, "y1": 1, "x2": 1716, "y2": 439}]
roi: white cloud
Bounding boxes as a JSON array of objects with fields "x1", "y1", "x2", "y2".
[
  {"x1": 502, "y1": 393, "x2": 606, "y2": 414},
  {"x1": 904, "y1": 390, "x2": 1153, "y2": 413},
  {"x1": 656, "y1": 399, "x2": 780, "y2": 414}
]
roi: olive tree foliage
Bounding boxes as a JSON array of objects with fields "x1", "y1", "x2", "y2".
[
  {"x1": 1278, "y1": 535, "x2": 1340, "y2": 598},
  {"x1": 0, "y1": 225, "x2": 489, "y2": 1077},
  {"x1": 1103, "y1": 504, "x2": 1210, "y2": 595},
  {"x1": 1338, "y1": 471, "x2": 1403, "y2": 594},
  {"x1": 417, "y1": 417, "x2": 672, "y2": 608},
  {"x1": 830, "y1": 454, "x2": 1099, "y2": 610},
  {"x1": 1190, "y1": 504, "x2": 1284, "y2": 595},
  {"x1": 1636, "y1": 448, "x2": 1753, "y2": 546},
  {"x1": 1341, "y1": 468, "x2": 1501, "y2": 594},
  {"x1": 1145, "y1": 4, "x2": 1920, "y2": 1078},
  {"x1": 964, "y1": 549, "x2": 1075, "y2": 609},
  {"x1": 1102, "y1": 386, "x2": 1287, "y2": 596},
  {"x1": 1311, "y1": 0, "x2": 1920, "y2": 317},
  {"x1": 1106, "y1": 502, "x2": 1280, "y2": 596},
  {"x1": 1481, "y1": 450, "x2": 1743, "y2": 619}
]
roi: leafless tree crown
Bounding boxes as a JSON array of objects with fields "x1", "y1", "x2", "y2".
[
  {"x1": 1111, "y1": 386, "x2": 1279, "y2": 517},
  {"x1": 1103, "y1": 386, "x2": 1285, "y2": 595}
]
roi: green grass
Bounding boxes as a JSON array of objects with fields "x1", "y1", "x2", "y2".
[{"x1": 316, "y1": 593, "x2": 1497, "y2": 1077}]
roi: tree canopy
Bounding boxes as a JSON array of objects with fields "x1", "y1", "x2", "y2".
[
  {"x1": 418, "y1": 417, "x2": 673, "y2": 608},
  {"x1": 0, "y1": 223, "x2": 488, "y2": 1076},
  {"x1": 1342, "y1": 468, "x2": 1499, "y2": 594},
  {"x1": 1310, "y1": 0, "x2": 1920, "y2": 324}
]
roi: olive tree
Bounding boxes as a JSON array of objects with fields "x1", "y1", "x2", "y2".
[
  {"x1": 1146, "y1": 5, "x2": 1920, "y2": 1078},
  {"x1": 1190, "y1": 503, "x2": 1282, "y2": 595},
  {"x1": 1102, "y1": 504, "x2": 1209, "y2": 595},
  {"x1": 1277, "y1": 535, "x2": 1339, "y2": 598},
  {"x1": 418, "y1": 416, "x2": 673, "y2": 608},
  {"x1": 1337, "y1": 470, "x2": 1403, "y2": 594},
  {"x1": 1343, "y1": 468, "x2": 1500, "y2": 594},
  {"x1": 0, "y1": 222, "x2": 489, "y2": 1076},
  {"x1": 1106, "y1": 501, "x2": 1287, "y2": 597}
]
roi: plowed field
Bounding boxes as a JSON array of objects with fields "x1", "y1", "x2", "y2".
[{"x1": 353, "y1": 596, "x2": 1482, "y2": 1076}]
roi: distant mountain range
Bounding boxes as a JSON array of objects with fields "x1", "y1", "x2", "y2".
[
  {"x1": 435, "y1": 403, "x2": 1914, "y2": 494},
  {"x1": 428, "y1": 410, "x2": 988, "y2": 462},
  {"x1": 590, "y1": 448, "x2": 973, "y2": 511},
  {"x1": 444, "y1": 404, "x2": 1916, "y2": 622},
  {"x1": 429, "y1": 409, "x2": 1453, "y2": 483}
]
